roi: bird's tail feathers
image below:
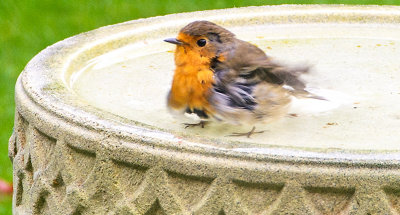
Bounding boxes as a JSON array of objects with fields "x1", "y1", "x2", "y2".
[
  {"x1": 269, "y1": 64, "x2": 326, "y2": 100},
  {"x1": 289, "y1": 89, "x2": 327, "y2": 100},
  {"x1": 268, "y1": 64, "x2": 309, "y2": 91}
]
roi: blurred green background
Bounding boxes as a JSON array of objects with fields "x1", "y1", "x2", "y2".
[{"x1": 1, "y1": 0, "x2": 399, "y2": 213}]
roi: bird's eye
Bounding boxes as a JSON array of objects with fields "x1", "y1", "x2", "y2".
[{"x1": 196, "y1": 39, "x2": 207, "y2": 47}]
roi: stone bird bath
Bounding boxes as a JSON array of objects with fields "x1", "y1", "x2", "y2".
[{"x1": 9, "y1": 5, "x2": 400, "y2": 215}]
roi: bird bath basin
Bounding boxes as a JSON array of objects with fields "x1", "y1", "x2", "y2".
[
  {"x1": 72, "y1": 24, "x2": 400, "y2": 151},
  {"x1": 9, "y1": 5, "x2": 400, "y2": 215}
]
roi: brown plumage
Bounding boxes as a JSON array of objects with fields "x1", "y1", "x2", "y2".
[{"x1": 165, "y1": 21, "x2": 312, "y2": 135}]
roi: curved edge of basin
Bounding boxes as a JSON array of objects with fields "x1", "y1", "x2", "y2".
[{"x1": 18, "y1": 5, "x2": 400, "y2": 166}]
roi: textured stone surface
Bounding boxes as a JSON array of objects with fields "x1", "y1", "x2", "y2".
[
  {"x1": 9, "y1": 5, "x2": 400, "y2": 215},
  {"x1": 9, "y1": 109, "x2": 400, "y2": 214}
]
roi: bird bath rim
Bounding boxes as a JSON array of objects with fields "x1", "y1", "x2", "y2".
[{"x1": 19, "y1": 4, "x2": 400, "y2": 167}]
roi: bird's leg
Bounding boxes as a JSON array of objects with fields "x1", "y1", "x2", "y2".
[
  {"x1": 227, "y1": 126, "x2": 265, "y2": 138},
  {"x1": 183, "y1": 121, "x2": 207, "y2": 129}
]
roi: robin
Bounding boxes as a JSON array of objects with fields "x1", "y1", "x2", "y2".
[{"x1": 164, "y1": 21, "x2": 314, "y2": 137}]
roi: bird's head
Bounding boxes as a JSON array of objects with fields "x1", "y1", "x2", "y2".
[{"x1": 164, "y1": 21, "x2": 235, "y2": 65}]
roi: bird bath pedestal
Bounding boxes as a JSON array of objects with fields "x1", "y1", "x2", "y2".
[{"x1": 9, "y1": 5, "x2": 400, "y2": 215}]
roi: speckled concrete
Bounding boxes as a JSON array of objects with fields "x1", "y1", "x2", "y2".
[{"x1": 9, "y1": 5, "x2": 400, "y2": 215}]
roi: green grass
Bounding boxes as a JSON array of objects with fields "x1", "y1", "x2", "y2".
[
  {"x1": 1, "y1": 0, "x2": 400, "y2": 213},
  {"x1": 0, "y1": 195, "x2": 12, "y2": 215}
]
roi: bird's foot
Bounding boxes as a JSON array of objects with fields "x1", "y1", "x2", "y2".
[
  {"x1": 227, "y1": 126, "x2": 265, "y2": 138},
  {"x1": 183, "y1": 121, "x2": 207, "y2": 129}
]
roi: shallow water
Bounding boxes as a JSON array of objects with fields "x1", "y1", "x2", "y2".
[{"x1": 71, "y1": 24, "x2": 400, "y2": 151}]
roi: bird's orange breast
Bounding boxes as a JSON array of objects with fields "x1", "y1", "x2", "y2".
[{"x1": 168, "y1": 44, "x2": 214, "y2": 113}]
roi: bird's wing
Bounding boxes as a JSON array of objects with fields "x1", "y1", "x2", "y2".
[
  {"x1": 210, "y1": 40, "x2": 319, "y2": 121},
  {"x1": 224, "y1": 40, "x2": 309, "y2": 92}
]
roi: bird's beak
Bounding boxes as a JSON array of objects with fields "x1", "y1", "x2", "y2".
[{"x1": 164, "y1": 38, "x2": 183, "y2": 45}]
